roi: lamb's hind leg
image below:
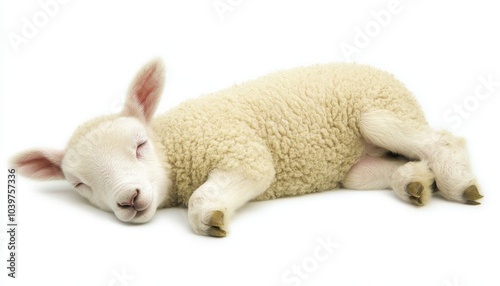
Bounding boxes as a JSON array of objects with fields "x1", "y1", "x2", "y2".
[
  {"x1": 359, "y1": 110, "x2": 482, "y2": 205},
  {"x1": 342, "y1": 155, "x2": 435, "y2": 206}
]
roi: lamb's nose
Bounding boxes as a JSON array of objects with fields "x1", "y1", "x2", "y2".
[{"x1": 118, "y1": 189, "x2": 139, "y2": 208}]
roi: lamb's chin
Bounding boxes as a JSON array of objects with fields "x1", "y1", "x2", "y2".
[
  {"x1": 131, "y1": 209, "x2": 156, "y2": 223},
  {"x1": 116, "y1": 206, "x2": 156, "y2": 224}
]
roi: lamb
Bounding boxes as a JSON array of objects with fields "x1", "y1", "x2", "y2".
[{"x1": 11, "y1": 59, "x2": 482, "y2": 237}]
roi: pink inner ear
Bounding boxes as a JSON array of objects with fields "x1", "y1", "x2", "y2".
[
  {"x1": 136, "y1": 66, "x2": 159, "y2": 108},
  {"x1": 124, "y1": 59, "x2": 165, "y2": 122},
  {"x1": 13, "y1": 150, "x2": 65, "y2": 180},
  {"x1": 21, "y1": 157, "x2": 63, "y2": 178}
]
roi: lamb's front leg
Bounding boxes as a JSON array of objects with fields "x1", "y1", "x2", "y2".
[{"x1": 188, "y1": 170, "x2": 274, "y2": 237}]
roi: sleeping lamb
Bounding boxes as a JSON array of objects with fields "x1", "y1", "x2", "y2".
[{"x1": 11, "y1": 59, "x2": 482, "y2": 237}]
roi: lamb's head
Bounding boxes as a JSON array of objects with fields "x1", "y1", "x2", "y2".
[
  {"x1": 11, "y1": 59, "x2": 172, "y2": 223},
  {"x1": 60, "y1": 114, "x2": 170, "y2": 223}
]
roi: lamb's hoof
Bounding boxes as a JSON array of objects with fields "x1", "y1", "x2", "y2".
[
  {"x1": 406, "y1": 182, "x2": 431, "y2": 206},
  {"x1": 206, "y1": 210, "x2": 226, "y2": 237},
  {"x1": 462, "y1": 185, "x2": 483, "y2": 205},
  {"x1": 207, "y1": 226, "x2": 226, "y2": 237}
]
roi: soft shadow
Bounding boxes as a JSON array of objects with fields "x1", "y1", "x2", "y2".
[
  {"x1": 38, "y1": 181, "x2": 89, "y2": 206},
  {"x1": 37, "y1": 181, "x2": 117, "y2": 222}
]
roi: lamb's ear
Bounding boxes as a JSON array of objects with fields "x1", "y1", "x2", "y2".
[
  {"x1": 10, "y1": 149, "x2": 65, "y2": 180},
  {"x1": 122, "y1": 58, "x2": 166, "y2": 122}
]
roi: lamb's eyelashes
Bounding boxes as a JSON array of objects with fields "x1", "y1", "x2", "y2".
[
  {"x1": 73, "y1": 182, "x2": 93, "y2": 198},
  {"x1": 74, "y1": 182, "x2": 84, "y2": 188},
  {"x1": 136, "y1": 140, "x2": 148, "y2": 159}
]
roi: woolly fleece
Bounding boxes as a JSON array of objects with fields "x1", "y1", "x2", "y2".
[{"x1": 152, "y1": 63, "x2": 427, "y2": 206}]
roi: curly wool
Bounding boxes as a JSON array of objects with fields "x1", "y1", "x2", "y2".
[{"x1": 152, "y1": 63, "x2": 427, "y2": 206}]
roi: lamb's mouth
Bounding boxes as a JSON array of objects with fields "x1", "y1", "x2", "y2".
[
  {"x1": 115, "y1": 204, "x2": 153, "y2": 223},
  {"x1": 114, "y1": 193, "x2": 155, "y2": 222}
]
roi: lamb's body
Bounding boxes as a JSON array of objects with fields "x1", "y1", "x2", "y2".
[
  {"x1": 153, "y1": 64, "x2": 426, "y2": 206},
  {"x1": 12, "y1": 59, "x2": 481, "y2": 237}
]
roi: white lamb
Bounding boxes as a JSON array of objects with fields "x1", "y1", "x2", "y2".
[{"x1": 11, "y1": 59, "x2": 482, "y2": 237}]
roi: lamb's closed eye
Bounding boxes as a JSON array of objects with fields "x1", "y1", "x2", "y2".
[{"x1": 136, "y1": 140, "x2": 148, "y2": 158}]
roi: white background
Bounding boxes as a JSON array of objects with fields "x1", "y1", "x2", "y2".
[{"x1": 1, "y1": 1, "x2": 500, "y2": 285}]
